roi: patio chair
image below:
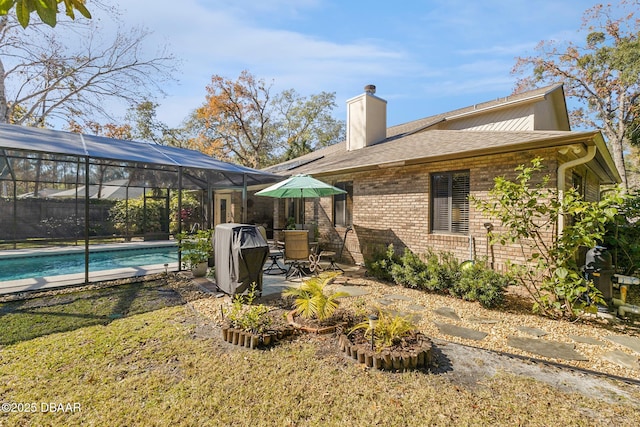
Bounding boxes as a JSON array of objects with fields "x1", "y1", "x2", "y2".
[
  {"x1": 258, "y1": 226, "x2": 287, "y2": 275},
  {"x1": 283, "y1": 230, "x2": 311, "y2": 280},
  {"x1": 317, "y1": 226, "x2": 353, "y2": 272}
]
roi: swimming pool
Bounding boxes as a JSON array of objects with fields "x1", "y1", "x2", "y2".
[{"x1": 0, "y1": 245, "x2": 179, "y2": 282}]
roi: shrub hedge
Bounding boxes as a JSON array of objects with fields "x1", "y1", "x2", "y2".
[{"x1": 366, "y1": 244, "x2": 511, "y2": 308}]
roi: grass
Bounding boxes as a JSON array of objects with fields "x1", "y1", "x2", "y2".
[
  {"x1": 0, "y1": 281, "x2": 639, "y2": 426},
  {"x1": 0, "y1": 281, "x2": 183, "y2": 345}
]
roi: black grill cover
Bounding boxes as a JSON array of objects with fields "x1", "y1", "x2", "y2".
[
  {"x1": 214, "y1": 223, "x2": 269, "y2": 296},
  {"x1": 584, "y1": 246, "x2": 612, "y2": 272}
]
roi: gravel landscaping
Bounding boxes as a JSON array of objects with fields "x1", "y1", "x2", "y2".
[{"x1": 189, "y1": 271, "x2": 640, "y2": 381}]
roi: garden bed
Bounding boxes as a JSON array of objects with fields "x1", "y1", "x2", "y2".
[{"x1": 338, "y1": 329, "x2": 433, "y2": 371}]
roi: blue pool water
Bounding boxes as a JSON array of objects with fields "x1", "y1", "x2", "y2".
[{"x1": 0, "y1": 246, "x2": 179, "y2": 281}]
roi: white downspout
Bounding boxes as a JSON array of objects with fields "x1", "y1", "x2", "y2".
[{"x1": 557, "y1": 144, "x2": 596, "y2": 235}]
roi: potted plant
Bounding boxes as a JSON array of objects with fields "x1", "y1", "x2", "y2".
[
  {"x1": 282, "y1": 271, "x2": 349, "y2": 333},
  {"x1": 177, "y1": 229, "x2": 213, "y2": 277}
]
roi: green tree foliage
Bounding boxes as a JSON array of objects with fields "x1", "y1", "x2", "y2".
[
  {"x1": 109, "y1": 191, "x2": 201, "y2": 238},
  {"x1": 474, "y1": 158, "x2": 622, "y2": 318},
  {"x1": 125, "y1": 100, "x2": 191, "y2": 147},
  {"x1": 194, "y1": 70, "x2": 344, "y2": 168},
  {"x1": 512, "y1": 0, "x2": 640, "y2": 189},
  {"x1": 604, "y1": 190, "x2": 640, "y2": 275},
  {"x1": 0, "y1": 0, "x2": 90, "y2": 28},
  {"x1": 274, "y1": 89, "x2": 345, "y2": 161}
]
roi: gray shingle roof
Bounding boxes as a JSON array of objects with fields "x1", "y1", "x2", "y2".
[
  {"x1": 264, "y1": 83, "x2": 619, "y2": 184},
  {"x1": 265, "y1": 130, "x2": 600, "y2": 176},
  {"x1": 264, "y1": 83, "x2": 581, "y2": 176}
]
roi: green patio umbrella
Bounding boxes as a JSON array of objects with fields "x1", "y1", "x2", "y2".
[{"x1": 255, "y1": 174, "x2": 346, "y2": 225}]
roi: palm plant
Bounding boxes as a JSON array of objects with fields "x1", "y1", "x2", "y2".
[
  {"x1": 350, "y1": 307, "x2": 417, "y2": 350},
  {"x1": 282, "y1": 272, "x2": 347, "y2": 321}
]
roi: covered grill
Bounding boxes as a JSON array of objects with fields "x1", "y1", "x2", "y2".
[
  {"x1": 214, "y1": 223, "x2": 269, "y2": 296},
  {"x1": 583, "y1": 245, "x2": 615, "y2": 301}
]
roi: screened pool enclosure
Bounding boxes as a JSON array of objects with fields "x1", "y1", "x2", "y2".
[{"x1": 0, "y1": 123, "x2": 278, "y2": 290}]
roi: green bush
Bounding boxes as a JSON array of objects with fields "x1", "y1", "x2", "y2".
[
  {"x1": 473, "y1": 157, "x2": 622, "y2": 318},
  {"x1": 109, "y1": 197, "x2": 165, "y2": 236},
  {"x1": 224, "y1": 285, "x2": 272, "y2": 334},
  {"x1": 451, "y1": 260, "x2": 511, "y2": 308},
  {"x1": 365, "y1": 244, "x2": 400, "y2": 282},
  {"x1": 109, "y1": 191, "x2": 203, "y2": 237},
  {"x1": 390, "y1": 248, "x2": 431, "y2": 289},
  {"x1": 365, "y1": 245, "x2": 511, "y2": 307},
  {"x1": 349, "y1": 307, "x2": 417, "y2": 351},
  {"x1": 604, "y1": 190, "x2": 640, "y2": 276}
]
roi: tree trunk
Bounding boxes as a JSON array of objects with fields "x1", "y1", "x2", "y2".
[{"x1": 605, "y1": 131, "x2": 628, "y2": 190}]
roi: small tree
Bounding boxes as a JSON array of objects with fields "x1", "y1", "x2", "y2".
[{"x1": 474, "y1": 158, "x2": 622, "y2": 318}]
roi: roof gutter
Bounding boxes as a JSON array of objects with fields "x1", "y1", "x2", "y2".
[{"x1": 557, "y1": 144, "x2": 596, "y2": 236}]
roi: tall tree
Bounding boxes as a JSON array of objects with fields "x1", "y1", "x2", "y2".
[
  {"x1": 512, "y1": 0, "x2": 640, "y2": 189},
  {"x1": 195, "y1": 70, "x2": 344, "y2": 169},
  {"x1": 0, "y1": 10, "x2": 176, "y2": 128},
  {"x1": 0, "y1": 0, "x2": 90, "y2": 28},
  {"x1": 125, "y1": 99, "x2": 191, "y2": 148},
  {"x1": 275, "y1": 89, "x2": 345, "y2": 161},
  {"x1": 196, "y1": 71, "x2": 274, "y2": 169}
]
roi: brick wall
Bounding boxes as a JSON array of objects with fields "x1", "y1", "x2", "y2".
[
  {"x1": 299, "y1": 149, "x2": 564, "y2": 268},
  {"x1": 259, "y1": 147, "x2": 610, "y2": 273}
]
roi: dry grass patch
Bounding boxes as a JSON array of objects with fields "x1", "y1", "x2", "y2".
[{"x1": 1, "y1": 282, "x2": 639, "y2": 426}]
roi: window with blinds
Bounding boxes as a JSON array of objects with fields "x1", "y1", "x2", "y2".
[
  {"x1": 334, "y1": 181, "x2": 353, "y2": 227},
  {"x1": 431, "y1": 171, "x2": 470, "y2": 234}
]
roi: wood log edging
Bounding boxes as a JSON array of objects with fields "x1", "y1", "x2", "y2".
[
  {"x1": 337, "y1": 333, "x2": 433, "y2": 371},
  {"x1": 286, "y1": 310, "x2": 344, "y2": 335},
  {"x1": 221, "y1": 327, "x2": 293, "y2": 349}
]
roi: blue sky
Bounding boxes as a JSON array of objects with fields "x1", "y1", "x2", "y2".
[{"x1": 99, "y1": 0, "x2": 598, "y2": 129}]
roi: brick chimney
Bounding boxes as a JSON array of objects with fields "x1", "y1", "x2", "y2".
[{"x1": 346, "y1": 84, "x2": 387, "y2": 151}]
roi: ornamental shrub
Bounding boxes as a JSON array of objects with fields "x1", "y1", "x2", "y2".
[
  {"x1": 451, "y1": 259, "x2": 511, "y2": 308},
  {"x1": 365, "y1": 244, "x2": 400, "y2": 282},
  {"x1": 473, "y1": 157, "x2": 622, "y2": 318}
]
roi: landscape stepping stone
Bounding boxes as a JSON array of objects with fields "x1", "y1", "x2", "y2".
[
  {"x1": 433, "y1": 321, "x2": 488, "y2": 341},
  {"x1": 384, "y1": 294, "x2": 413, "y2": 301},
  {"x1": 375, "y1": 298, "x2": 394, "y2": 306},
  {"x1": 467, "y1": 316, "x2": 500, "y2": 324},
  {"x1": 600, "y1": 350, "x2": 639, "y2": 370},
  {"x1": 507, "y1": 336, "x2": 588, "y2": 361},
  {"x1": 407, "y1": 304, "x2": 426, "y2": 312},
  {"x1": 516, "y1": 326, "x2": 548, "y2": 337},
  {"x1": 433, "y1": 307, "x2": 461, "y2": 321},
  {"x1": 334, "y1": 286, "x2": 370, "y2": 297},
  {"x1": 569, "y1": 335, "x2": 605, "y2": 346},
  {"x1": 605, "y1": 335, "x2": 640, "y2": 354},
  {"x1": 385, "y1": 309, "x2": 421, "y2": 323}
]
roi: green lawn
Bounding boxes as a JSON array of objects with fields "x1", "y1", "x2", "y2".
[{"x1": 0, "y1": 281, "x2": 639, "y2": 426}]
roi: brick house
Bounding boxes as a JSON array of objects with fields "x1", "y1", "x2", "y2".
[{"x1": 255, "y1": 83, "x2": 620, "y2": 270}]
